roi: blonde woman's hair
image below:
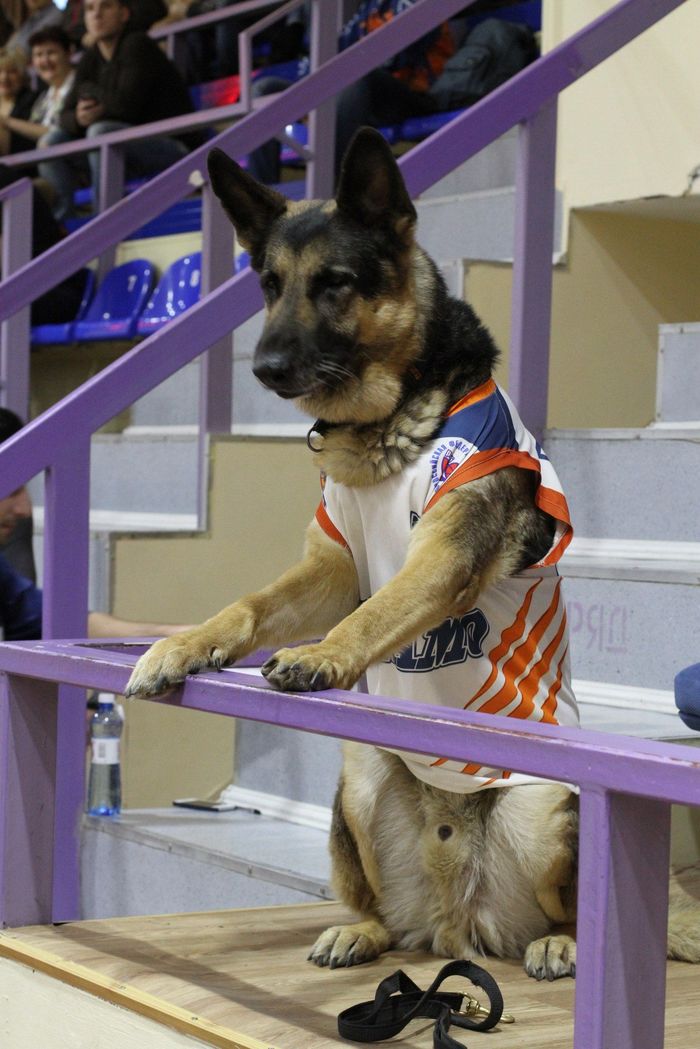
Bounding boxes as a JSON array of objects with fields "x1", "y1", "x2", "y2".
[{"x1": 0, "y1": 48, "x2": 29, "y2": 77}]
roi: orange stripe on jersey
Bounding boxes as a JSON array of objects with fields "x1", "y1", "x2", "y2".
[
  {"x1": 540, "y1": 529, "x2": 573, "y2": 567},
  {"x1": 466, "y1": 578, "x2": 542, "y2": 708},
  {"x1": 540, "y1": 646, "x2": 568, "y2": 724},
  {"x1": 478, "y1": 581, "x2": 562, "y2": 716},
  {"x1": 446, "y1": 378, "x2": 497, "y2": 416},
  {"x1": 536, "y1": 485, "x2": 571, "y2": 525},
  {"x1": 314, "y1": 500, "x2": 349, "y2": 549},
  {"x1": 460, "y1": 761, "x2": 483, "y2": 775},
  {"x1": 535, "y1": 486, "x2": 573, "y2": 563},
  {"x1": 509, "y1": 612, "x2": 568, "y2": 722}
]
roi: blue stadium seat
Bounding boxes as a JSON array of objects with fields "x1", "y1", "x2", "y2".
[
  {"x1": 31, "y1": 268, "x2": 97, "y2": 345},
  {"x1": 675, "y1": 664, "x2": 700, "y2": 731},
  {"x1": 73, "y1": 259, "x2": 155, "y2": 341},
  {"x1": 136, "y1": 252, "x2": 202, "y2": 336}
]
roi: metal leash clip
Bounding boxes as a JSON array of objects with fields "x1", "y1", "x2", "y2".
[{"x1": 461, "y1": 994, "x2": 515, "y2": 1024}]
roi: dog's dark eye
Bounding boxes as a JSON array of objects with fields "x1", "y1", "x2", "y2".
[
  {"x1": 437, "y1": 825, "x2": 453, "y2": 841},
  {"x1": 261, "y1": 271, "x2": 281, "y2": 302},
  {"x1": 315, "y1": 270, "x2": 354, "y2": 299}
]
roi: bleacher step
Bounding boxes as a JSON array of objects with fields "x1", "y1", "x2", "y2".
[
  {"x1": 418, "y1": 128, "x2": 518, "y2": 199},
  {"x1": 81, "y1": 806, "x2": 331, "y2": 920},
  {"x1": 563, "y1": 537, "x2": 700, "y2": 584},
  {"x1": 544, "y1": 426, "x2": 700, "y2": 541}
]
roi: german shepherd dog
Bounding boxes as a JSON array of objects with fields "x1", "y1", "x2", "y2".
[{"x1": 126, "y1": 129, "x2": 700, "y2": 979}]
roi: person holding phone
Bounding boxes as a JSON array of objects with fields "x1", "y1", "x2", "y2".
[{"x1": 38, "y1": 0, "x2": 200, "y2": 221}]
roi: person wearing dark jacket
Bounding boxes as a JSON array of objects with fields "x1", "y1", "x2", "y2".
[{"x1": 39, "y1": 0, "x2": 198, "y2": 219}]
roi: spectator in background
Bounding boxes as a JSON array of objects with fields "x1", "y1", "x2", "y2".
[
  {"x1": 39, "y1": 0, "x2": 200, "y2": 220},
  {"x1": 0, "y1": 48, "x2": 36, "y2": 156},
  {"x1": 0, "y1": 410, "x2": 195, "y2": 640},
  {"x1": 247, "y1": 0, "x2": 453, "y2": 186},
  {"x1": 0, "y1": 164, "x2": 88, "y2": 321},
  {"x1": 4, "y1": 0, "x2": 62, "y2": 56},
  {"x1": 0, "y1": 27, "x2": 74, "y2": 150},
  {"x1": 62, "y1": 0, "x2": 168, "y2": 49}
]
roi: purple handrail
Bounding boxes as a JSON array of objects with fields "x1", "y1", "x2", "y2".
[{"x1": 2, "y1": 636, "x2": 698, "y2": 1049}]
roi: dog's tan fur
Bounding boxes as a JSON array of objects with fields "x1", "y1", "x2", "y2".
[{"x1": 126, "y1": 129, "x2": 700, "y2": 980}]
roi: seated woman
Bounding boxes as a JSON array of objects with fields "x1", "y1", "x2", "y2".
[
  {"x1": 0, "y1": 27, "x2": 75, "y2": 150},
  {"x1": 0, "y1": 49, "x2": 37, "y2": 157}
]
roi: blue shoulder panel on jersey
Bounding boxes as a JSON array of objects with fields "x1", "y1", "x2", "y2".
[{"x1": 438, "y1": 386, "x2": 516, "y2": 452}]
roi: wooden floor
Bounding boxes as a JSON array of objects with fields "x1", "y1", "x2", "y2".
[{"x1": 1, "y1": 902, "x2": 699, "y2": 1049}]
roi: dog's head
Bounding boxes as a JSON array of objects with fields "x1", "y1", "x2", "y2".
[{"x1": 208, "y1": 128, "x2": 429, "y2": 424}]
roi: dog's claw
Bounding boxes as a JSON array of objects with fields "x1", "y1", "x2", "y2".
[{"x1": 310, "y1": 669, "x2": 329, "y2": 690}]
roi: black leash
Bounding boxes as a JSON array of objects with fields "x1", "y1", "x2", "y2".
[{"x1": 337, "y1": 959, "x2": 508, "y2": 1048}]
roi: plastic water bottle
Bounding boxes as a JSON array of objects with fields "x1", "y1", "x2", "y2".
[{"x1": 87, "y1": 694, "x2": 123, "y2": 816}]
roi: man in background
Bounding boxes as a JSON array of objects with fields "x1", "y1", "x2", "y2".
[{"x1": 39, "y1": 0, "x2": 199, "y2": 220}]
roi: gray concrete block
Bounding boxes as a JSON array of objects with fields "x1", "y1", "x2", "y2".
[
  {"x1": 564, "y1": 576, "x2": 699, "y2": 691},
  {"x1": 235, "y1": 721, "x2": 341, "y2": 809},
  {"x1": 657, "y1": 324, "x2": 700, "y2": 422},
  {"x1": 545, "y1": 430, "x2": 700, "y2": 541}
]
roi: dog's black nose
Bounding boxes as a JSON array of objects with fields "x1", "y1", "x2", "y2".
[{"x1": 253, "y1": 348, "x2": 304, "y2": 397}]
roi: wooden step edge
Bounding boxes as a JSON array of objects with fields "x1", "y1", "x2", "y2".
[{"x1": 0, "y1": 932, "x2": 272, "y2": 1049}]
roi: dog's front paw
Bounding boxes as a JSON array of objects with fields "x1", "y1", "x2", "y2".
[
  {"x1": 308, "y1": 920, "x2": 392, "y2": 968},
  {"x1": 124, "y1": 630, "x2": 233, "y2": 698},
  {"x1": 524, "y1": 934, "x2": 576, "y2": 981},
  {"x1": 261, "y1": 644, "x2": 357, "y2": 691}
]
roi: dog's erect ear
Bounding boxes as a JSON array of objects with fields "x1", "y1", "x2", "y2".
[
  {"x1": 207, "y1": 148, "x2": 288, "y2": 266},
  {"x1": 335, "y1": 127, "x2": 416, "y2": 240}
]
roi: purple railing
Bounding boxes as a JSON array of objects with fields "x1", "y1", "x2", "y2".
[
  {"x1": 2, "y1": 636, "x2": 699, "y2": 1049},
  {"x1": 0, "y1": 3, "x2": 696, "y2": 1046}
]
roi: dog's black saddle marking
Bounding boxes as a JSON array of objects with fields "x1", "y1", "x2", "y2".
[{"x1": 337, "y1": 959, "x2": 505, "y2": 1047}]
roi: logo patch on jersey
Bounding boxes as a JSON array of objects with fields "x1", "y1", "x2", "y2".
[
  {"x1": 391, "y1": 609, "x2": 489, "y2": 673},
  {"x1": 430, "y1": 438, "x2": 476, "y2": 492}
]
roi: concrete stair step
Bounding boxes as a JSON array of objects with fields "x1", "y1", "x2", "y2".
[
  {"x1": 416, "y1": 185, "x2": 562, "y2": 267},
  {"x1": 418, "y1": 128, "x2": 517, "y2": 200},
  {"x1": 564, "y1": 573, "x2": 699, "y2": 692},
  {"x1": 657, "y1": 323, "x2": 700, "y2": 423},
  {"x1": 28, "y1": 431, "x2": 201, "y2": 520},
  {"x1": 544, "y1": 426, "x2": 700, "y2": 542},
  {"x1": 81, "y1": 806, "x2": 331, "y2": 920},
  {"x1": 563, "y1": 537, "x2": 700, "y2": 585}
]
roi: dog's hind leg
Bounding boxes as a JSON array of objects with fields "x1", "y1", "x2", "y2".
[{"x1": 309, "y1": 772, "x2": 393, "y2": 968}]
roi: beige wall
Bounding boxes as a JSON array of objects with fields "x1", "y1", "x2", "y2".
[
  {"x1": 111, "y1": 437, "x2": 320, "y2": 807},
  {"x1": 543, "y1": 1, "x2": 700, "y2": 238},
  {"x1": 467, "y1": 206, "x2": 700, "y2": 429}
]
